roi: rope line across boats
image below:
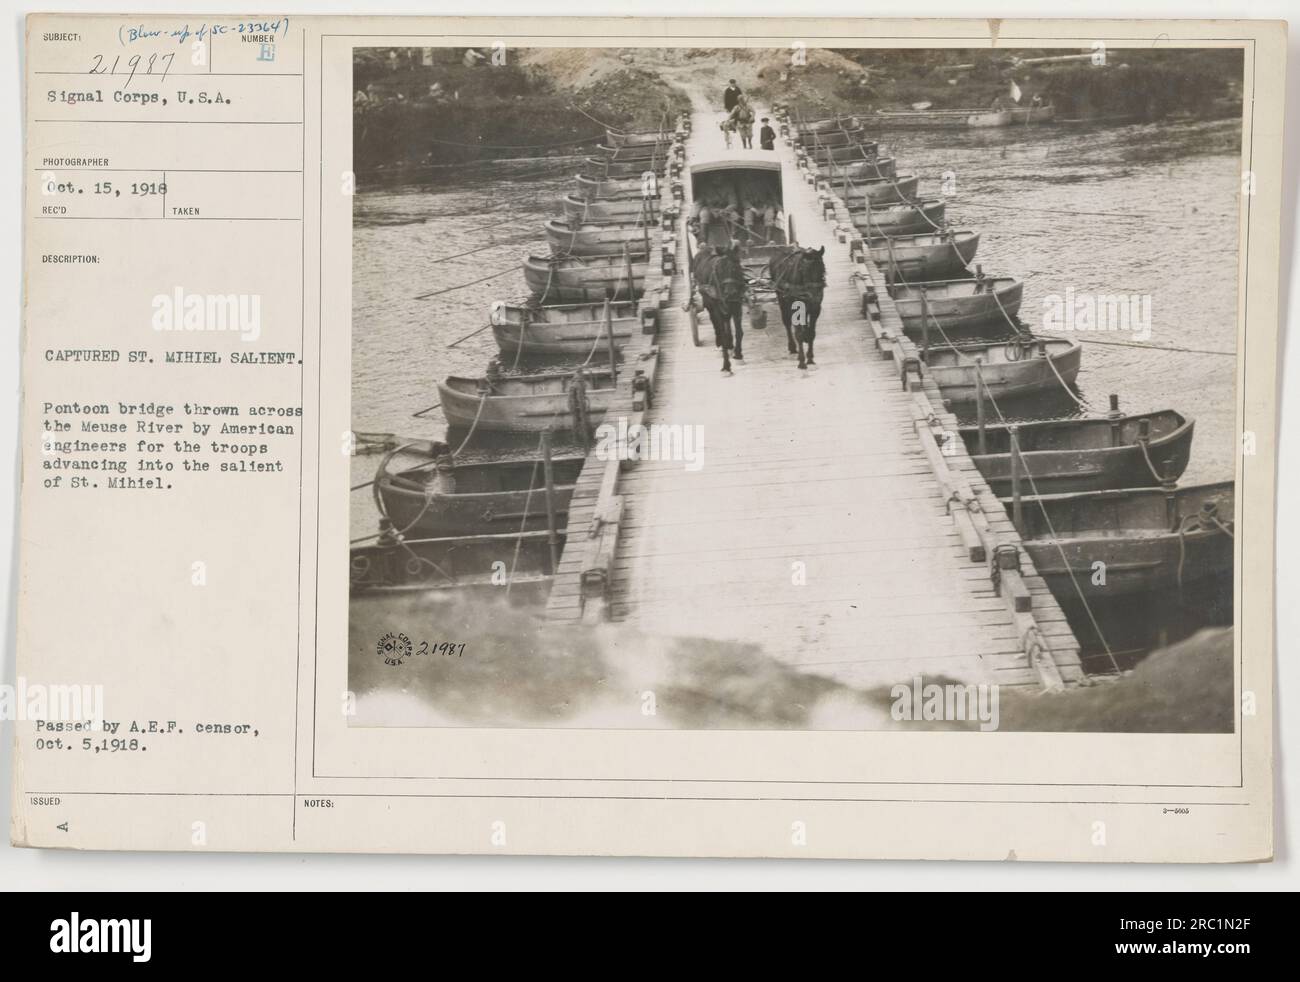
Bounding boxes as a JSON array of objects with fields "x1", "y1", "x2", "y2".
[{"x1": 971, "y1": 360, "x2": 1122, "y2": 673}]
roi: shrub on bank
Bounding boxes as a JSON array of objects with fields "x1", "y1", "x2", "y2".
[
  {"x1": 769, "y1": 48, "x2": 1242, "y2": 123},
  {"x1": 353, "y1": 56, "x2": 689, "y2": 180}
]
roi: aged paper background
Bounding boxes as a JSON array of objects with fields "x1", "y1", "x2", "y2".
[{"x1": 12, "y1": 14, "x2": 1284, "y2": 862}]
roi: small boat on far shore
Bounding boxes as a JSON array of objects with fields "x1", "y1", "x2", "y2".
[
  {"x1": 606, "y1": 127, "x2": 673, "y2": 147},
  {"x1": 862, "y1": 104, "x2": 1055, "y2": 129},
  {"x1": 785, "y1": 113, "x2": 857, "y2": 132},
  {"x1": 792, "y1": 114, "x2": 860, "y2": 135},
  {"x1": 867, "y1": 107, "x2": 984, "y2": 129},
  {"x1": 966, "y1": 104, "x2": 1056, "y2": 127}
]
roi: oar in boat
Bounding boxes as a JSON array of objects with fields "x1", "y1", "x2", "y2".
[{"x1": 446, "y1": 322, "x2": 492, "y2": 348}]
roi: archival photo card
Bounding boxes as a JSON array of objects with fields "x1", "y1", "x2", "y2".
[{"x1": 14, "y1": 15, "x2": 1284, "y2": 861}]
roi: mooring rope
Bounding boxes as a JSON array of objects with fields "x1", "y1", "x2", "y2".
[
  {"x1": 1042, "y1": 339, "x2": 1094, "y2": 412},
  {"x1": 505, "y1": 433, "x2": 546, "y2": 597},
  {"x1": 947, "y1": 198, "x2": 1167, "y2": 223},
  {"x1": 1035, "y1": 334, "x2": 1236, "y2": 357},
  {"x1": 853, "y1": 195, "x2": 969, "y2": 277},
  {"x1": 1175, "y1": 508, "x2": 1234, "y2": 602},
  {"x1": 354, "y1": 398, "x2": 490, "y2": 577},
  {"x1": 569, "y1": 103, "x2": 623, "y2": 130},
  {"x1": 580, "y1": 253, "x2": 640, "y2": 367},
  {"x1": 350, "y1": 444, "x2": 457, "y2": 585},
  {"x1": 449, "y1": 390, "x2": 491, "y2": 458},
  {"x1": 971, "y1": 361, "x2": 1120, "y2": 673},
  {"x1": 1135, "y1": 433, "x2": 1173, "y2": 485},
  {"x1": 897, "y1": 257, "x2": 1097, "y2": 418}
]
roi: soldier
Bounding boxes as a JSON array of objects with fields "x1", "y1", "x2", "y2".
[
  {"x1": 723, "y1": 78, "x2": 742, "y2": 112},
  {"x1": 731, "y1": 95, "x2": 755, "y2": 149}
]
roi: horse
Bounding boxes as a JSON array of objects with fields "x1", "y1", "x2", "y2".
[
  {"x1": 692, "y1": 243, "x2": 747, "y2": 374},
  {"x1": 768, "y1": 246, "x2": 826, "y2": 369}
]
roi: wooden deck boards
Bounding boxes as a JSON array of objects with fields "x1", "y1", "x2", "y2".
[{"x1": 550, "y1": 109, "x2": 1083, "y2": 692}]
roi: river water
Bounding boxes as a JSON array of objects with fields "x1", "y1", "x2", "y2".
[
  {"x1": 353, "y1": 117, "x2": 1241, "y2": 468},
  {"x1": 880, "y1": 117, "x2": 1241, "y2": 465},
  {"x1": 350, "y1": 118, "x2": 1242, "y2": 663}
]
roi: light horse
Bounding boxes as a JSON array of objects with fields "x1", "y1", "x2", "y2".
[
  {"x1": 768, "y1": 246, "x2": 826, "y2": 370},
  {"x1": 692, "y1": 243, "x2": 747, "y2": 375},
  {"x1": 719, "y1": 117, "x2": 735, "y2": 149}
]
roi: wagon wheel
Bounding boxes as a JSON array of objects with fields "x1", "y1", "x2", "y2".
[
  {"x1": 681, "y1": 293, "x2": 702, "y2": 348},
  {"x1": 683, "y1": 219, "x2": 702, "y2": 346},
  {"x1": 688, "y1": 300, "x2": 702, "y2": 347}
]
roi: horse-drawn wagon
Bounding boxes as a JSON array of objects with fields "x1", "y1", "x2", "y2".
[{"x1": 684, "y1": 150, "x2": 826, "y2": 372}]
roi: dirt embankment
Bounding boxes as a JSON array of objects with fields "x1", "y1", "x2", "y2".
[
  {"x1": 352, "y1": 46, "x2": 1243, "y2": 181},
  {"x1": 352, "y1": 587, "x2": 1233, "y2": 732},
  {"x1": 746, "y1": 47, "x2": 1244, "y2": 121},
  {"x1": 352, "y1": 47, "x2": 691, "y2": 180}
]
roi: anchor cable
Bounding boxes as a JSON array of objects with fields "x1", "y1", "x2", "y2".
[{"x1": 972, "y1": 361, "x2": 1121, "y2": 673}]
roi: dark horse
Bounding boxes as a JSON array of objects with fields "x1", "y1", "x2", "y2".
[
  {"x1": 768, "y1": 246, "x2": 826, "y2": 369},
  {"x1": 692, "y1": 243, "x2": 746, "y2": 374}
]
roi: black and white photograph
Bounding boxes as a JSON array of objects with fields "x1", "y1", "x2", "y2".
[
  {"x1": 5, "y1": 3, "x2": 1291, "y2": 886},
  {"x1": 348, "y1": 44, "x2": 1243, "y2": 733}
]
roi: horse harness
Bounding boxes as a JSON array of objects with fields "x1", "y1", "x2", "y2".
[
  {"x1": 769, "y1": 249, "x2": 826, "y2": 302},
  {"x1": 697, "y1": 249, "x2": 747, "y2": 304}
]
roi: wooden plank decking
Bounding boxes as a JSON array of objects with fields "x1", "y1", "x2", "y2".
[{"x1": 550, "y1": 108, "x2": 1083, "y2": 691}]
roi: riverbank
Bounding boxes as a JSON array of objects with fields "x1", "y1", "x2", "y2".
[
  {"x1": 353, "y1": 47, "x2": 690, "y2": 181},
  {"x1": 352, "y1": 47, "x2": 1244, "y2": 182},
  {"x1": 753, "y1": 48, "x2": 1243, "y2": 123}
]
